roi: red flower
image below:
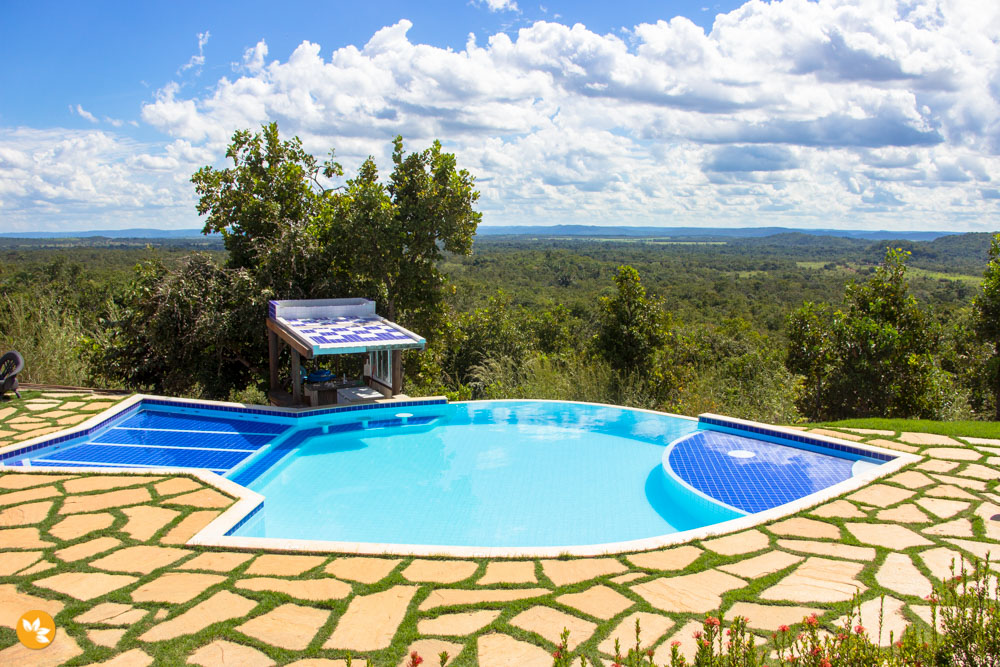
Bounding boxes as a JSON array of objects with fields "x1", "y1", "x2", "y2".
[
  {"x1": 854, "y1": 625, "x2": 866, "y2": 635},
  {"x1": 408, "y1": 652, "x2": 423, "y2": 667},
  {"x1": 778, "y1": 624, "x2": 791, "y2": 633},
  {"x1": 671, "y1": 640, "x2": 681, "y2": 647},
  {"x1": 806, "y1": 614, "x2": 819, "y2": 627},
  {"x1": 693, "y1": 630, "x2": 703, "y2": 639},
  {"x1": 704, "y1": 616, "x2": 721, "y2": 627}
]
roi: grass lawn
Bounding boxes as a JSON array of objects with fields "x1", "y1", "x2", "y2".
[{"x1": 810, "y1": 417, "x2": 1000, "y2": 439}]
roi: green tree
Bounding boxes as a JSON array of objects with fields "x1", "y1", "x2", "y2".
[
  {"x1": 595, "y1": 265, "x2": 668, "y2": 375},
  {"x1": 972, "y1": 233, "x2": 1000, "y2": 419},
  {"x1": 787, "y1": 247, "x2": 951, "y2": 420},
  {"x1": 91, "y1": 124, "x2": 480, "y2": 398}
]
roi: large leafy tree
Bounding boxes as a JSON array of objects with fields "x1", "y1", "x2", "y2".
[
  {"x1": 972, "y1": 233, "x2": 1000, "y2": 419},
  {"x1": 786, "y1": 247, "x2": 950, "y2": 419},
  {"x1": 92, "y1": 124, "x2": 480, "y2": 398},
  {"x1": 595, "y1": 265, "x2": 669, "y2": 375}
]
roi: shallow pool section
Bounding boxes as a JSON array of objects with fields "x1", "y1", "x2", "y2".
[
  {"x1": 2, "y1": 407, "x2": 292, "y2": 475},
  {"x1": 665, "y1": 430, "x2": 883, "y2": 514}
]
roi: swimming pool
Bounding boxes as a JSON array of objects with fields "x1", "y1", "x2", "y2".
[{"x1": 0, "y1": 397, "x2": 908, "y2": 554}]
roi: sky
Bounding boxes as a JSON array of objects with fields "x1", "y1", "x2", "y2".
[{"x1": 1, "y1": 0, "x2": 999, "y2": 233}]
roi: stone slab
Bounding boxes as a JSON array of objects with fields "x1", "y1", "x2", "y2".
[
  {"x1": 924, "y1": 447, "x2": 983, "y2": 461},
  {"x1": 417, "y1": 609, "x2": 501, "y2": 636},
  {"x1": 0, "y1": 484, "x2": 61, "y2": 507},
  {"x1": 0, "y1": 526, "x2": 56, "y2": 548},
  {"x1": 161, "y1": 488, "x2": 232, "y2": 509},
  {"x1": 876, "y1": 552, "x2": 933, "y2": 599},
  {"x1": 810, "y1": 500, "x2": 866, "y2": 519},
  {"x1": 0, "y1": 473, "x2": 74, "y2": 490},
  {"x1": 131, "y1": 572, "x2": 225, "y2": 604},
  {"x1": 760, "y1": 557, "x2": 866, "y2": 603},
  {"x1": 925, "y1": 484, "x2": 978, "y2": 500},
  {"x1": 59, "y1": 487, "x2": 152, "y2": 514},
  {"x1": 159, "y1": 510, "x2": 219, "y2": 544},
  {"x1": 402, "y1": 559, "x2": 479, "y2": 583},
  {"x1": 34, "y1": 572, "x2": 138, "y2": 600},
  {"x1": 121, "y1": 505, "x2": 180, "y2": 541},
  {"x1": 631, "y1": 569, "x2": 746, "y2": 613},
  {"x1": 88, "y1": 627, "x2": 126, "y2": 648},
  {"x1": 419, "y1": 587, "x2": 550, "y2": 611},
  {"x1": 701, "y1": 529, "x2": 770, "y2": 555},
  {"x1": 49, "y1": 512, "x2": 114, "y2": 540},
  {"x1": 918, "y1": 547, "x2": 973, "y2": 582},
  {"x1": 718, "y1": 550, "x2": 804, "y2": 579},
  {"x1": 478, "y1": 633, "x2": 552, "y2": 667},
  {"x1": 139, "y1": 590, "x2": 258, "y2": 642},
  {"x1": 915, "y1": 497, "x2": 969, "y2": 518},
  {"x1": 866, "y1": 439, "x2": 919, "y2": 453},
  {"x1": 0, "y1": 632, "x2": 82, "y2": 666},
  {"x1": 727, "y1": 601, "x2": 823, "y2": 631},
  {"x1": 324, "y1": 556, "x2": 401, "y2": 584},
  {"x1": 916, "y1": 459, "x2": 959, "y2": 473},
  {"x1": 835, "y1": 595, "x2": 908, "y2": 646},
  {"x1": 0, "y1": 550, "x2": 43, "y2": 575},
  {"x1": 63, "y1": 475, "x2": 161, "y2": 494},
  {"x1": 958, "y1": 463, "x2": 1000, "y2": 480},
  {"x1": 76, "y1": 602, "x2": 147, "y2": 626},
  {"x1": 875, "y1": 504, "x2": 930, "y2": 524},
  {"x1": 776, "y1": 539, "x2": 876, "y2": 561},
  {"x1": 653, "y1": 619, "x2": 703, "y2": 664},
  {"x1": 237, "y1": 602, "x2": 329, "y2": 651},
  {"x1": 768, "y1": 516, "x2": 841, "y2": 539},
  {"x1": 0, "y1": 499, "x2": 52, "y2": 526},
  {"x1": 188, "y1": 639, "x2": 276, "y2": 667},
  {"x1": 0, "y1": 583, "x2": 64, "y2": 630},
  {"x1": 540, "y1": 557, "x2": 627, "y2": 586},
  {"x1": 809, "y1": 428, "x2": 863, "y2": 441},
  {"x1": 556, "y1": 584, "x2": 633, "y2": 620},
  {"x1": 153, "y1": 477, "x2": 203, "y2": 497},
  {"x1": 54, "y1": 536, "x2": 121, "y2": 562},
  {"x1": 510, "y1": 605, "x2": 597, "y2": 650},
  {"x1": 845, "y1": 522, "x2": 933, "y2": 549},
  {"x1": 888, "y1": 470, "x2": 935, "y2": 488},
  {"x1": 90, "y1": 545, "x2": 191, "y2": 574},
  {"x1": 923, "y1": 517, "x2": 975, "y2": 537},
  {"x1": 597, "y1": 611, "x2": 674, "y2": 656},
  {"x1": 93, "y1": 648, "x2": 154, "y2": 667},
  {"x1": 397, "y1": 639, "x2": 464, "y2": 667},
  {"x1": 899, "y1": 432, "x2": 962, "y2": 446},
  {"x1": 324, "y1": 585, "x2": 418, "y2": 651},
  {"x1": 477, "y1": 560, "x2": 536, "y2": 585},
  {"x1": 626, "y1": 545, "x2": 701, "y2": 571},
  {"x1": 244, "y1": 554, "x2": 326, "y2": 577},
  {"x1": 235, "y1": 576, "x2": 352, "y2": 601},
  {"x1": 846, "y1": 484, "x2": 915, "y2": 508}
]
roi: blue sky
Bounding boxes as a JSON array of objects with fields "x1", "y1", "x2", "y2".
[{"x1": 1, "y1": 0, "x2": 998, "y2": 232}]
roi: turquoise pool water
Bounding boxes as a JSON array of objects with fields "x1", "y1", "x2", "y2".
[{"x1": 233, "y1": 401, "x2": 741, "y2": 547}]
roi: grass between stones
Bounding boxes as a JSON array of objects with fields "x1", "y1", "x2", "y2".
[{"x1": 1, "y1": 391, "x2": 999, "y2": 665}]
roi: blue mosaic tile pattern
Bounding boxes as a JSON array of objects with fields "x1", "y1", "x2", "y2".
[
  {"x1": 229, "y1": 428, "x2": 319, "y2": 487},
  {"x1": 698, "y1": 416, "x2": 895, "y2": 462},
  {"x1": 117, "y1": 410, "x2": 289, "y2": 434},
  {"x1": 279, "y1": 315, "x2": 423, "y2": 350},
  {"x1": 667, "y1": 431, "x2": 857, "y2": 514},
  {"x1": 33, "y1": 443, "x2": 254, "y2": 470},
  {"x1": 95, "y1": 428, "x2": 272, "y2": 450}
]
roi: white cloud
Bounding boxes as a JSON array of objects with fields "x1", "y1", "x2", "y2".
[
  {"x1": 477, "y1": 0, "x2": 519, "y2": 12},
  {"x1": 8, "y1": 0, "x2": 1000, "y2": 231},
  {"x1": 178, "y1": 31, "x2": 211, "y2": 75},
  {"x1": 72, "y1": 104, "x2": 98, "y2": 123}
]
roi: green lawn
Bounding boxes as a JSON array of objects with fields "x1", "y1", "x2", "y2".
[{"x1": 809, "y1": 417, "x2": 1000, "y2": 439}]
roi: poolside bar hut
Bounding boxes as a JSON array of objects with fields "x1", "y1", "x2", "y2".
[{"x1": 266, "y1": 298, "x2": 426, "y2": 406}]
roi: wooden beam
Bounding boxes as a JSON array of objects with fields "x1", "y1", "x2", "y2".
[
  {"x1": 268, "y1": 329, "x2": 279, "y2": 394},
  {"x1": 391, "y1": 350, "x2": 403, "y2": 395},
  {"x1": 266, "y1": 318, "x2": 313, "y2": 360},
  {"x1": 291, "y1": 349, "x2": 302, "y2": 405}
]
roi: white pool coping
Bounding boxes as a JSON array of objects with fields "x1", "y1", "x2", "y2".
[{"x1": 0, "y1": 396, "x2": 921, "y2": 558}]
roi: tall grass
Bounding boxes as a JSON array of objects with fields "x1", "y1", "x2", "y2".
[{"x1": 0, "y1": 292, "x2": 93, "y2": 386}]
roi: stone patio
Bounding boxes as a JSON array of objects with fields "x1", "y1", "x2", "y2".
[{"x1": 0, "y1": 392, "x2": 999, "y2": 664}]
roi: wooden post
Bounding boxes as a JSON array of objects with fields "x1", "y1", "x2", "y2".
[
  {"x1": 391, "y1": 350, "x2": 402, "y2": 395},
  {"x1": 291, "y1": 349, "x2": 302, "y2": 405},
  {"x1": 268, "y1": 329, "x2": 279, "y2": 395}
]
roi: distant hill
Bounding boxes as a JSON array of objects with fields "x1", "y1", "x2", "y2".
[
  {"x1": 476, "y1": 225, "x2": 961, "y2": 242},
  {"x1": 0, "y1": 224, "x2": 970, "y2": 242},
  {"x1": 0, "y1": 228, "x2": 214, "y2": 239}
]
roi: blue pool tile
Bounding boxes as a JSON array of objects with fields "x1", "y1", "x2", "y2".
[
  {"x1": 95, "y1": 428, "x2": 272, "y2": 450},
  {"x1": 35, "y1": 443, "x2": 253, "y2": 471}
]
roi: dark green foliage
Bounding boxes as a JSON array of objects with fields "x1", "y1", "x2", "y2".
[
  {"x1": 787, "y1": 248, "x2": 953, "y2": 420},
  {"x1": 972, "y1": 233, "x2": 1000, "y2": 419},
  {"x1": 596, "y1": 265, "x2": 668, "y2": 375},
  {"x1": 89, "y1": 124, "x2": 480, "y2": 399}
]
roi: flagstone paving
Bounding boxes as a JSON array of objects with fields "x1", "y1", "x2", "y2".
[{"x1": 1, "y1": 392, "x2": 1000, "y2": 664}]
